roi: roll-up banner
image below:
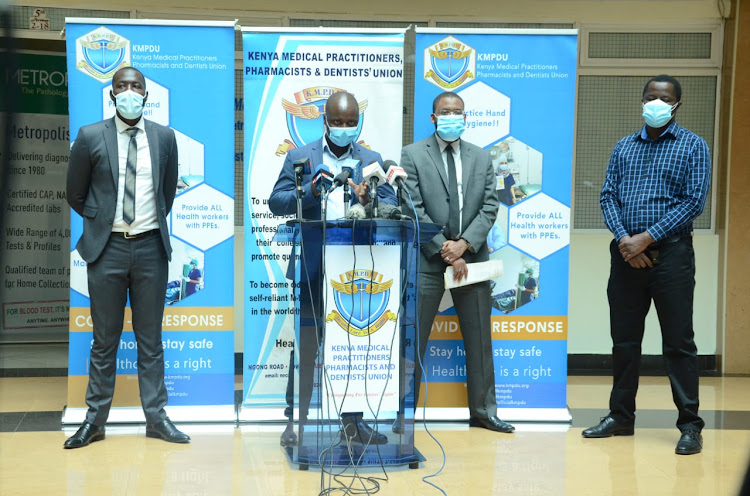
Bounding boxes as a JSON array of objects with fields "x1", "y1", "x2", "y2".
[
  {"x1": 64, "y1": 19, "x2": 236, "y2": 423},
  {"x1": 1, "y1": 52, "x2": 70, "y2": 336},
  {"x1": 240, "y1": 28, "x2": 405, "y2": 420},
  {"x1": 414, "y1": 28, "x2": 577, "y2": 421}
]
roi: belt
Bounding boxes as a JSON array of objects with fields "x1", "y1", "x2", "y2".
[
  {"x1": 111, "y1": 229, "x2": 159, "y2": 240},
  {"x1": 649, "y1": 234, "x2": 690, "y2": 248}
]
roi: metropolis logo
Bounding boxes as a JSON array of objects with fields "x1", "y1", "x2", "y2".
[
  {"x1": 424, "y1": 36, "x2": 476, "y2": 90},
  {"x1": 326, "y1": 270, "x2": 396, "y2": 337},
  {"x1": 75, "y1": 26, "x2": 131, "y2": 81}
]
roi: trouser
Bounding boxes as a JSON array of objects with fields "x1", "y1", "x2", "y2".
[
  {"x1": 84, "y1": 232, "x2": 169, "y2": 425},
  {"x1": 411, "y1": 270, "x2": 497, "y2": 419},
  {"x1": 607, "y1": 237, "x2": 704, "y2": 432}
]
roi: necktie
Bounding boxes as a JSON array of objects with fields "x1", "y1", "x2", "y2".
[
  {"x1": 123, "y1": 127, "x2": 138, "y2": 225},
  {"x1": 446, "y1": 145, "x2": 460, "y2": 239}
]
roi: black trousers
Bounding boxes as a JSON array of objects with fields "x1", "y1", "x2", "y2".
[
  {"x1": 84, "y1": 232, "x2": 169, "y2": 425},
  {"x1": 283, "y1": 279, "x2": 323, "y2": 422},
  {"x1": 607, "y1": 237, "x2": 704, "y2": 432}
]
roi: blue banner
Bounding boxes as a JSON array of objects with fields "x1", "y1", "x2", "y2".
[
  {"x1": 240, "y1": 29, "x2": 405, "y2": 418},
  {"x1": 414, "y1": 28, "x2": 577, "y2": 420},
  {"x1": 64, "y1": 20, "x2": 235, "y2": 421}
]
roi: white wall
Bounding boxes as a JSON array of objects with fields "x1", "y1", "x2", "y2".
[{"x1": 567, "y1": 233, "x2": 719, "y2": 355}]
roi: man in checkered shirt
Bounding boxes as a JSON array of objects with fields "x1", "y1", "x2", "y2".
[{"x1": 582, "y1": 75, "x2": 711, "y2": 456}]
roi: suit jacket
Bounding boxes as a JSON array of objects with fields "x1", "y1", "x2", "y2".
[
  {"x1": 268, "y1": 137, "x2": 396, "y2": 219},
  {"x1": 67, "y1": 117, "x2": 178, "y2": 263},
  {"x1": 400, "y1": 134, "x2": 498, "y2": 273},
  {"x1": 268, "y1": 137, "x2": 398, "y2": 280}
]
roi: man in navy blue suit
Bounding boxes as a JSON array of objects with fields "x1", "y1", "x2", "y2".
[{"x1": 269, "y1": 91, "x2": 396, "y2": 448}]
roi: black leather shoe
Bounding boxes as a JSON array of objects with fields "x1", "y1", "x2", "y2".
[
  {"x1": 63, "y1": 421, "x2": 105, "y2": 449},
  {"x1": 675, "y1": 430, "x2": 702, "y2": 455},
  {"x1": 469, "y1": 416, "x2": 515, "y2": 433},
  {"x1": 392, "y1": 413, "x2": 405, "y2": 434},
  {"x1": 581, "y1": 416, "x2": 634, "y2": 438},
  {"x1": 341, "y1": 415, "x2": 388, "y2": 445},
  {"x1": 146, "y1": 419, "x2": 190, "y2": 444},
  {"x1": 280, "y1": 422, "x2": 298, "y2": 447}
]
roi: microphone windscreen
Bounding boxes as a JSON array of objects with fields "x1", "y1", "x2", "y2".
[{"x1": 347, "y1": 203, "x2": 367, "y2": 219}]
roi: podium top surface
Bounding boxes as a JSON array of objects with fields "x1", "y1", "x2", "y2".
[{"x1": 273, "y1": 219, "x2": 443, "y2": 245}]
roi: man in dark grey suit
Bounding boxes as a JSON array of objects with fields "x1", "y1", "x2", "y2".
[
  {"x1": 64, "y1": 67, "x2": 189, "y2": 448},
  {"x1": 398, "y1": 91, "x2": 514, "y2": 433}
]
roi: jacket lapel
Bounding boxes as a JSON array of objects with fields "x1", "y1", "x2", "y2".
[
  {"x1": 426, "y1": 134, "x2": 449, "y2": 192},
  {"x1": 103, "y1": 118, "x2": 119, "y2": 188},
  {"x1": 145, "y1": 120, "x2": 161, "y2": 194}
]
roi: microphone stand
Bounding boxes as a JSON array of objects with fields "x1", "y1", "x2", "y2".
[
  {"x1": 343, "y1": 183, "x2": 351, "y2": 217},
  {"x1": 294, "y1": 165, "x2": 305, "y2": 224},
  {"x1": 370, "y1": 179, "x2": 379, "y2": 219}
]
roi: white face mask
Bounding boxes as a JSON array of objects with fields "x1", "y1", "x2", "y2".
[
  {"x1": 115, "y1": 90, "x2": 145, "y2": 120},
  {"x1": 642, "y1": 99, "x2": 678, "y2": 128}
]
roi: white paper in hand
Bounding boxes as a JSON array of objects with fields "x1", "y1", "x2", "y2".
[{"x1": 444, "y1": 260, "x2": 504, "y2": 289}]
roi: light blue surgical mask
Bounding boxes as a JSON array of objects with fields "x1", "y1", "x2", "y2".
[
  {"x1": 499, "y1": 163, "x2": 509, "y2": 171},
  {"x1": 642, "y1": 99, "x2": 678, "y2": 128},
  {"x1": 326, "y1": 118, "x2": 359, "y2": 147},
  {"x1": 436, "y1": 115, "x2": 466, "y2": 142},
  {"x1": 115, "y1": 90, "x2": 145, "y2": 120}
]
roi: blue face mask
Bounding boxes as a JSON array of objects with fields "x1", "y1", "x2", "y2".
[
  {"x1": 326, "y1": 118, "x2": 359, "y2": 147},
  {"x1": 115, "y1": 90, "x2": 145, "y2": 120},
  {"x1": 436, "y1": 115, "x2": 466, "y2": 142},
  {"x1": 642, "y1": 99, "x2": 677, "y2": 128}
]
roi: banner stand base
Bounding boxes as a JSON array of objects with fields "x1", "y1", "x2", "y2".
[{"x1": 62, "y1": 405, "x2": 236, "y2": 425}]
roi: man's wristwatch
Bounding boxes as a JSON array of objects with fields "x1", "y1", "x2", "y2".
[{"x1": 459, "y1": 237, "x2": 472, "y2": 252}]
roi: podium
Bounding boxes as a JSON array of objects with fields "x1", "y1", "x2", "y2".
[{"x1": 274, "y1": 219, "x2": 442, "y2": 470}]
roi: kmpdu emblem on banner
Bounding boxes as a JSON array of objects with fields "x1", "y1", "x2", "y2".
[
  {"x1": 424, "y1": 36, "x2": 476, "y2": 90},
  {"x1": 75, "y1": 26, "x2": 131, "y2": 81}
]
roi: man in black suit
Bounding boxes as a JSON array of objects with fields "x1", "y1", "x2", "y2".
[
  {"x1": 64, "y1": 67, "x2": 189, "y2": 448},
  {"x1": 397, "y1": 91, "x2": 514, "y2": 433}
]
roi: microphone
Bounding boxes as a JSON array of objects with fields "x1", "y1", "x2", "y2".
[
  {"x1": 312, "y1": 164, "x2": 334, "y2": 193},
  {"x1": 346, "y1": 203, "x2": 368, "y2": 219},
  {"x1": 328, "y1": 166, "x2": 353, "y2": 194},
  {"x1": 293, "y1": 157, "x2": 310, "y2": 195},
  {"x1": 345, "y1": 201, "x2": 409, "y2": 221},
  {"x1": 378, "y1": 203, "x2": 410, "y2": 220},
  {"x1": 384, "y1": 160, "x2": 408, "y2": 192},
  {"x1": 362, "y1": 162, "x2": 387, "y2": 217}
]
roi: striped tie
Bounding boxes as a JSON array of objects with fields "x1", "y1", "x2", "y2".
[{"x1": 123, "y1": 127, "x2": 138, "y2": 224}]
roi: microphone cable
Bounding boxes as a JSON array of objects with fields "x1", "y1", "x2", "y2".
[{"x1": 404, "y1": 190, "x2": 448, "y2": 496}]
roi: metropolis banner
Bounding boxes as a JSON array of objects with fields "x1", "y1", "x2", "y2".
[
  {"x1": 64, "y1": 19, "x2": 235, "y2": 422},
  {"x1": 414, "y1": 28, "x2": 578, "y2": 421}
]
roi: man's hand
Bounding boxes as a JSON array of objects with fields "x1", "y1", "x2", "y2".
[
  {"x1": 451, "y1": 258, "x2": 468, "y2": 282},
  {"x1": 348, "y1": 178, "x2": 370, "y2": 205},
  {"x1": 627, "y1": 252, "x2": 653, "y2": 269},
  {"x1": 618, "y1": 232, "x2": 653, "y2": 262},
  {"x1": 440, "y1": 239, "x2": 469, "y2": 264}
]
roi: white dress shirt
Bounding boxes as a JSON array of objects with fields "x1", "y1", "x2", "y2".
[
  {"x1": 435, "y1": 133, "x2": 464, "y2": 232},
  {"x1": 321, "y1": 140, "x2": 359, "y2": 220},
  {"x1": 112, "y1": 115, "x2": 159, "y2": 234}
]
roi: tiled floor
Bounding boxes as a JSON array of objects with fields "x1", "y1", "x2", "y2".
[{"x1": 1, "y1": 352, "x2": 749, "y2": 495}]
